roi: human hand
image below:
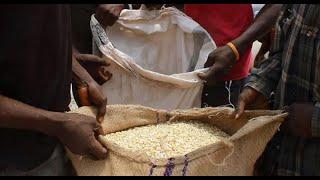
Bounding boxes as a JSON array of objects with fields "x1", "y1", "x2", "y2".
[
  {"x1": 75, "y1": 54, "x2": 112, "y2": 85},
  {"x1": 281, "y1": 103, "x2": 314, "y2": 138},
  {"x1": 198, "y1": 45, "x2": 237, "y2": 85},
  {"x1": 95, "y1": 4, "x2": 124, "y2": 28},
  {"x1": 233, "y1": 87, "x2": 266, "y2": 119},
  {"x1": 53, "y1": 113, "x2": 107, "y2": 160},
  {"x1": 144, "y1": 4, "x2": 164, "y2": 10},
  {"x1": 77, "y1": 81, "x2": 107, "y2": 124}
]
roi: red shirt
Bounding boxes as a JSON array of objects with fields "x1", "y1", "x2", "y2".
[{"x1": 185, "y1": 4, "x2": 254, "y2": 81}]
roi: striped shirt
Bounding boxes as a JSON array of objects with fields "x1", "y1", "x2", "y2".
[{"x1": 245, "y1": 4, "x2": 320, "y2": 175}]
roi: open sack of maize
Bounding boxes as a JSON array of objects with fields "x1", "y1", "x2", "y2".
[
  {"x1": 67, "y1": 105, "x2": 287, "y2": 176},
  {"x1": 90, "y1": 6, "x2": 216, "y2": 110}
]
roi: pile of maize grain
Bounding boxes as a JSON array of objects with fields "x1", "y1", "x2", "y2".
[{"x1": 102, "y1": 121, "x2": 230, "y2": 159}]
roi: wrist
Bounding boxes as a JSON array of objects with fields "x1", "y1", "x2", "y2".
[
  {"x1": 231, "y1": 36, "x2": 252, "y2": 55},
  {"x1": 72, "y1": 57, "x2": 96, "y2": 87},
  {"x1": 226, "y1": 42, "x2": 240, "y2": 62},
  {"x1": 42, "y1": 112, "x2": 67, "y2": 138},
  {"x1": 73, "y1": 74, "x2": 95, "y2": 89},
  {"x1": 81, "y1": 77, "x2": 96, "y2": 87}
]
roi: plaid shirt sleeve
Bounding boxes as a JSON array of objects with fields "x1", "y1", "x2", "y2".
[
  {"x1": 246, "y1": 40, "x2": 283, "y2": 97},
  {"x1": 245, "y1": 10, "x2": 285, "y2": 97},
  {"x1": 245, "y1": 54, "x2": 282, "y2": 98},
  {"x1": 312, "y1": 103, "x2": 320, "y2": 137}
]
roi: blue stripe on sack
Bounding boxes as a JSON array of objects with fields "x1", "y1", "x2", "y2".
[
  {"x1": 182, "y1": 155, "x2": 189, "y2": 176},
  {"x1": 164, "y1": 158, "x2": 175, "y2": 176}
]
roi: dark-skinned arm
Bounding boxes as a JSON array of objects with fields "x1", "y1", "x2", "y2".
[
  {"x1": 0, "y1": 94, "x2": 107, "y2": 159},
  {"x1": 232, "y1": 4, "x2": 282, "y2": 55},
  {"x1": 72, "y1": 47, "x2": 108, "y2": 123},
  {"x1": 198, "y1": 4, "x2": 283, "y2": 84},
  {"x1": 0, "y1": 95, "x2": 62, "y2": 136}
]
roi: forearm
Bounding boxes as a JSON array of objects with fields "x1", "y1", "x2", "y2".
[
  {"x1": 254, "y1": 4, "x2": 271, "y2": 20},
  {"x1": 233, "y1": 4, "x2": 282, "y2": 54},
  {"x1": 0, "y1": 95, "x2": 63, "y2": 137}
]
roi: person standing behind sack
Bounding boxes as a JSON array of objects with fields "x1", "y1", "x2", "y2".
[
  {"x1": 71, "y1": 4, "x2": 131, "y2": 54},
  {"x1": 0, "y1": 4, "x2": 120, "y2": 176},
  {"x1": 234, "y1": 4, "x2": 320, "y2": 176},
  {"x1": 184, "y1": 4, "x2": 282, "y2": 108},
  {"x1": 71, "y1": 4, "x2": 129, "y2": 106},
  {"x1": 71, "y1": 4, "x2": 178, "y2": 103}
]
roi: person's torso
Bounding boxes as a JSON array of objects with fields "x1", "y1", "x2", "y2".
[
  {"x1": 0, "y1": 5, "x2": 72, "y2": 171},
  {"x1": 273, "y1": 4, "x2": 320, "y2": 108},
  {"x1": 71, "y1": 4, "x2": 97, "y2": 54},
  {"x1": 184, "y1": 4, "x2": 254, "y2": 81}
]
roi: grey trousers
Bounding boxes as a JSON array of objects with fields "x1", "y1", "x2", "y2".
[{"x1": 0, "y1": 144, "x2": 76, "y2": 176}]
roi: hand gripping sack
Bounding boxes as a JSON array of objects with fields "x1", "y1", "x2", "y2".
[
  {"x1": 90, "y1": 7, "x2": 216, "y2": 110},
  {"x1": 67, "y1": 105, "x2": 287, "y2": 176}
]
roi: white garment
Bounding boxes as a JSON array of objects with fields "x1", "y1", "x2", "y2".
[
  {"x1": 252, "y1": 4, "x2": 265, "y2": 18},
  {"x1": 91, "y1": 7, "x2": 216, "y2": 110}
]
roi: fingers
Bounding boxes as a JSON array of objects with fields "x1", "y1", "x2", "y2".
[
  {"x1": 77, "y1": 85, "x2": 91, "y2": 106},
  {"x1": 95, "y1": 7, "x2": 107, "y2": 27},
  {"x1": 96, "y1": 97, "x2": 107, "y2": 123},
  {"x1": 103, "y1": 13, "x2": 118, "y2": 27},
  {"x1": 76, "y1": 54, "x2": 109, "y2": 66},
  {"x1": 234, "y1": 98, "x2": 246, "y2": 119},
  {"x1": 198, "y1": 66, "x2": 217, "y2": 80},
  {"x1": 110, "y1": 5, "x2": 123, "y2": 17},
  {"x1": 204, "y1": 59, "x2": 214, "y2": 68},
  {"x1": 197, "y1": 70, "x2": 212, "y2": 81},
  {"x1": 233, "y1": 88, "x2": 261, "y2": 119},
  {"x1": 197, "y1": 72, "x2": 213, "y2": 86},
  {"x1": 88, "y1": 137, "x2": 108, "y2": 160},
  {"x1": 86, "y1": 82, "x2": 108, "y2": 123},
  {"x1": 95, "y1": 5, "x2": 122, "y2": 28},
  {"x1": 197, "y1": 65, "x2": 222, "y2": 85},
  {"x1": 98, "y1": 67, "x2": 113, "y2": 82},
  {"x1": 93, "y1": 122, "x2": 105, "y2": 136}
]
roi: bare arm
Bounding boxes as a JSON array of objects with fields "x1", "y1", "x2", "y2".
[
  {"x1": 0, "y1": 94, "x2": 62, "y2": 136},
  {"x1": 72, "y1": 47, "x2": 97, "y2": 86},
  {"x1": 198, "y1": 4, "x2": 283, "y2": 84},
  {"x1": 72, "y1": 47, "x2": 108, "y2": 123},
  {"x1": 233, "y1": 4, "x2": 282, "y2": 54},
  {"x1": 0, "y1": 94, "x2": 107, "y2": 159},
  {"x1": 0, "y1": 47, "x2": 108, "y2": 158}
]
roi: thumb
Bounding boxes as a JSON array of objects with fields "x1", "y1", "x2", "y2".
[
  {"x1": 198, "y1": 64, "x2": 220, "y2": 81},
  {"x1": 234, "y1": 98, "x2": 246, "y2": 119},
  {"x1": 96, "y1": 98, "x2": 107, "y2": 123},
  {"x1": 77, "y1": 54, "x2": 109, "y2": 66},
  {"x1": 197, "y1": 71, "x2": 209, "y2": 82},
  {"x1": 88, "y1": 137, "x2": 108, "y2": 160},
  {"x1": 104, "y1": 14, "x2": 118, "y2": 27},
  {"x1": 98, "y1": 68, "x2": 113, "y2": 82}
]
